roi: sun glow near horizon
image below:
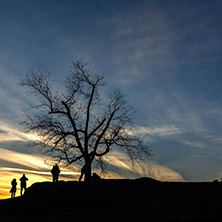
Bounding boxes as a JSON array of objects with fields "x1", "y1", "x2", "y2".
[
  {"x1": 0, "y1": 147, "x2": 81, "y2": 200},
  {"x1": 0, "y1": 122, "x2": 186, "y2": 199},
  {"x1": 0, "y1": 147, "x2": 185, "y2": 200},
  {"x1": 0, "y1": 167, "x2": 81, "y2": 200}
]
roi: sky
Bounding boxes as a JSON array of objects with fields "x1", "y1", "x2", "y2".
[{"x1": 0, "y1": 0, "x2": 222, "y2": 198}]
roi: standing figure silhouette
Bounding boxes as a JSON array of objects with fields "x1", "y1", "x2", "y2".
[
  {"x1": 20, "y1": 174, "x2": 28, "y2": 196},
  {"x1": 51, "y1": 164, "x2": 60, "y2": 182},
  {"x1": 10, "y1": 178, "x2": 17, "y2": 198}
]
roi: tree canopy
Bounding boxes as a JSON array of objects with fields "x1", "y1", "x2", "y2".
[{"x1": 19, "y1": 60, "x2": 152, "y2": 180}]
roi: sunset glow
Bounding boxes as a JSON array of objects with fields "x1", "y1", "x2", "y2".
[
  {"x1": 0, "y1": 145, "x2": 80, "y2": 199},
  {"x1": 0, "y1": 140, "x2": 184, "y2": 199}
]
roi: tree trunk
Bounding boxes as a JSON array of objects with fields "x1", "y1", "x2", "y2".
[
  {"x1": 80, "y1": 161, "x2": 92, "y2": 182},
  {"x1": 84, "y1": 162, "x2": 92, "y2": 182}
]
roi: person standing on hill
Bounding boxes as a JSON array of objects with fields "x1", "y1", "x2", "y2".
[
  {"x1": 10, "y1": 178, "x2": 17, "y2": 198},
  {"x1": 20, "y1": 174, "x2": 28, "y2": 196},
  {"x1": 51, "y1": 164, "x2": 60, "y2": 182}
]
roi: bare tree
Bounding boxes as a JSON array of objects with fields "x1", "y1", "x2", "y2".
[{"x1": 19, "y1": 60, "x2": 151, "y2": 181}]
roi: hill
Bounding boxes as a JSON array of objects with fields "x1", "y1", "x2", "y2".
[{"x1": 1, "y1": 178, "x2": 222, "y2": 221}]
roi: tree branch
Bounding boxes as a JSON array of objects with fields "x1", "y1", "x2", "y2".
[
  {"x1": 84, "y1": 85, "x2": 95, "y2": 153},
  {"x1": 61, "y1": 101, "x2": 84, "y2": 154}
]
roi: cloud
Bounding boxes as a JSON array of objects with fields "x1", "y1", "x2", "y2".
[
  {"x1": 136, "y1": 125, "x2": 183, "y2": 137},
  {"x1": 180, "y1": 140, "x2": 206, "y2": 149},
  {"x1": 0, "y1": 129, "x2": 6, "y2": 134},
  {"x1": 0, "y1": 148, "x2": 78, "y2": 177},
  {"x1": 0, "y1": 148, "x2": 50, "y2": 171},
  {"x1": 0, "y1": 121, "x2": 32, "y2": 142},
  {"x1": 101, "y1": 150, "x2": 185, "y2": 182},
  {"x1": 107, "y1": 6, "x2": 174, "y2": 85}
]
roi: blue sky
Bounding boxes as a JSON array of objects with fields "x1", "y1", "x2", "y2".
[{"x1": 0, "y1": 0, "x2": 222, "y2": 189}]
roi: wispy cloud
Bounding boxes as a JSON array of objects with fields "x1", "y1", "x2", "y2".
[
  {"x1": 0, "y1": 121, "x2": 35, "y2": 142},
  {"x1": 106, "y1": 5, "x2": 173, "y2": 85},
  {"x1": 102, "y1": 150, "x2": 185, "y2": 182},
  {"x1": 180, "y1": 140, "x2": 206, "y2": 149},
  {"x1": 136, "y1": 125, "x2": 183, "y2": 137},
  {"x1": 0, "y1": 148, "x2": 50, "y2": 171}
]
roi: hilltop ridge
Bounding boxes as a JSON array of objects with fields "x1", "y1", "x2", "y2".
[
  {"x1": 25, "y1": 177, "x2": 159, "y2": 196},
  {"x1": 1, "y1": 178, "x2": 222, "y2": 221}
]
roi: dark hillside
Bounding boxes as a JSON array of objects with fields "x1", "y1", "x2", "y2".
[{"x1": 1, "y1": 178, "x2": 222, "y2": 221}]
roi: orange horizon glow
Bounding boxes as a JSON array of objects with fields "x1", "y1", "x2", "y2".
[
  {"x1": 0, "y1": 147, "x2": 82, "y2": 200},
  {"x1": 0, "y1": 168, "x2": 80, "y2": 200},
  {"x1": 0, "y1": 149, "x2": 185, "y2": 200},
  {"x1": 0, "y1": 123, "x2": 185, "y2": 200}
]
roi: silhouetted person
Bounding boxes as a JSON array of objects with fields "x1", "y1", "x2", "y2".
[
  {"x1": 51, "y1": 164, "x2": 60, "y2": 182},
  {"x1": 20, "y1": 174, "x2": 28, "y2": 196},
  {"x1": 79, "y1": 162, "x2": 91, "y2": 182},
  {"x1": 10, "y1": 178, "x2": 17, "y2": 198}
]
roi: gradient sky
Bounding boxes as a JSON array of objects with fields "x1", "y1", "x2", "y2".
[{"x1": 0, "y1": 0, "x2": 222, "y2": 198}]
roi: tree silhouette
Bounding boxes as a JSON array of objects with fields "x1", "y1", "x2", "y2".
[{"x1": 19, "y1": 60, "x2": 151, "y2": 181}]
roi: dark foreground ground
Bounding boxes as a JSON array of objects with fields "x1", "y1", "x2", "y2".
[{"x1": 1, "y1": 178, "x2": 222, "y2": 222}]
